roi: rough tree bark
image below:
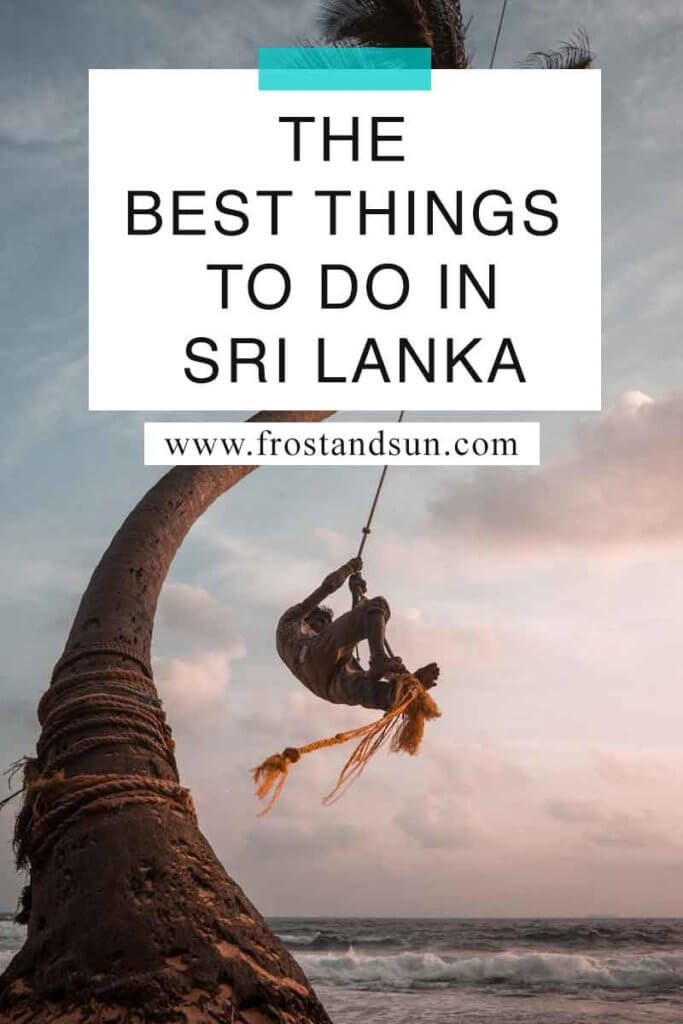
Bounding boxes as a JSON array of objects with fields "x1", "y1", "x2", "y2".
[{"x1": 0, "y1": 411, "x2": 335, "y2": 1024}]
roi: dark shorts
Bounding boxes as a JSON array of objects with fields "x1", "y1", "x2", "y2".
[{"x1": 298, "y1": 598, "x2": 394, "y2": 711}]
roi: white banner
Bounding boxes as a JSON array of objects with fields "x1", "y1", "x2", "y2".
[
  {"x1": 90, "y1": 69, "x2": 601, "y2": 412},
  {"x1": 144, "y1": 421, "x2": 540, "y2": 466}
]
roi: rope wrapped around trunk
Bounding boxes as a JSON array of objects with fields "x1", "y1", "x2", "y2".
[
  {"x1": 252, "y1": 674, "x2": 440, "y2": 814},
  {"x1": 34, "y1": 667, "x2": 175, "y2": 771},
  {"x1": 9, "y1": 772, "x2": 196, "y2": 871},
  {"x1": 1, "y1": 666, "x2": 187, "y2": 879}
]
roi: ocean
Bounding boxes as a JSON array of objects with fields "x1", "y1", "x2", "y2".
[
  {"x1": 2, "y1": 915, "x2": 683, "y2": 1022},
  {"x1": 272, "y1": 918, "x2": 683, "y2": 1023}
]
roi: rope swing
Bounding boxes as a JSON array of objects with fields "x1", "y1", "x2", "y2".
[
  {"x1": 357, "y1": 411, "x2": 404, "y2": 560},
  {"x1": 253, "y1": 673, "x2": 440, "y2": 815},
  {"x1": 252, "y1": 412, "x2": 442, "y2": 814},
  {"x1": 489, "y1": 0, "x2": 511, "y2": 68}
]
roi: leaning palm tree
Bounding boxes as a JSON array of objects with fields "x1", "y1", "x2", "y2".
[
  {"x1": 0, "y1": 3, "x2": 594, "y2": 1021},
  {"x1": 0, "y1": 415, "x2": 334, "y2": 1023}
]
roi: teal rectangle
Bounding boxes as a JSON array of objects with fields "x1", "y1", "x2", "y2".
[
  {"x1": 259, "y1": 47, "x2": 431, "y2": 91},
  {"x1": 260, "y1": 68, "x2": 431, "y2": 91}
]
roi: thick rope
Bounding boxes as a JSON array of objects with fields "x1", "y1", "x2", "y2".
[
  {"x1": 39, "y1": 695, "x2": 170, "y2": 746},
  {"x1": 31, "y1": 668, "x2": 175, "y2": 777},
  {"x1": 2, "y1": 669, "x2": 172, "y2": 814},
  {"x1": 9, "y1": 771, "x2": 196, "y2": 871},
  {"x1": 252, "y1": 674, "x2": 440, "y2": 815},
  {"x1": 51, "y1": 641, "x2": 153, "y2": 682},
  {"x1": 47, "y1": 729, "x2": 172, "y2": 771},
  {"x1": 0, "y1": 665, "x2": 182, "y2": 892},
  {"x1": 39, "y1": 667, "x2": 159, "y2": 723}
]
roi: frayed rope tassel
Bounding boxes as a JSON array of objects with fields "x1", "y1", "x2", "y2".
[{"x1": 252, "y1": 674, "x2": 440, "y2": 815}]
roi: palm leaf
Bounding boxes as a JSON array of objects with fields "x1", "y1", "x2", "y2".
[
  {"x1": 318, "y1": 0, "x2": 470, "y2": 68},
  {"x1": 521, "y1": 29, "x2": 594, "y2": 69}
]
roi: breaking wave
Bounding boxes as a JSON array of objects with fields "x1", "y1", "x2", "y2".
[
  {"x1": 276, "y1": 931, "x2": 323, "y2": 946},
  {"x1": 298, "y1": 947, "x2": 683, "y2": 993},
  {"x1": 277, "y1": 929, "x2": 394, "y2": 950}
]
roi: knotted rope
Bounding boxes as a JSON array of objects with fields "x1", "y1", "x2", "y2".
[
  {"x1": 50, "y1": 641, "x2": 153, "y2": 682},
  {"x1": 5, "y1": 770, "x2": 195, "y2": 871},
  {"x1": 35, "y1": 667, "x2": 175, "y2": 772},
  {"x1": 252, "y1": 674, "x2": 440, "y2": 814},
  {"x1": 1, "y1": 665, "x2": 184, "y2": 884}
]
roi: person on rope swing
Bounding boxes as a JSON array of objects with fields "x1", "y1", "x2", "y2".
[{"x1": 276, "y1": 556, "x2": 440, "y2": 711}]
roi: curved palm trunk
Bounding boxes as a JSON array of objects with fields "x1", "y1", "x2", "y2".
[
  {"x1": 63, "y1": 411, "x2": 333, "y2": 674},
  {"x1": 0, "y1": 410, "x2": 334, "y2": 1024}
]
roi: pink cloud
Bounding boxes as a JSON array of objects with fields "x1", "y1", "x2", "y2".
[
  {"x1": 154, "y1": 646, "x2": 246, "y2": 719},
  {"x1": 389, "y1": 610, "x2": 506, "y2": 673},
  {"x1": 431, "y1": 391, "x2": 683, "y2": 551},
  {"x1": 394, "y1": 792, "x2": 480, "y2": 850},
  {"x1": 157, "y1": 582, "x2": 236, "y2": 647},
  {"x1": 545, "y1": 798, "x2": 602, "y2": 823},
  {"x1": 593, "y1": 749, "x2": 672, "y2": 785}
]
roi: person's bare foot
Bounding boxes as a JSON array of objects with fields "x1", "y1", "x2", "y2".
[
  {"x1": 414, "y1": 662, "x2": 440, "y2": 689},
  {"x1": 368, "y1": 653, "x2": 407, "y2": 680}
]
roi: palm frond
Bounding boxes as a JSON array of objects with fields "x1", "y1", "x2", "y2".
[
  {"x1": 318, "y1": 0, "x2": 470, "y2": 69},
  {"x1": 521, "y1": 29, "x2": 594, "y2": 70}
]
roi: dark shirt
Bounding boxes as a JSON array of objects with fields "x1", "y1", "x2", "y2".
[{"x1": 276, "y1": 603, "x2": 318, "y2": 684}]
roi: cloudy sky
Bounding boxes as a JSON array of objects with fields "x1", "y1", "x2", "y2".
[{"x1": 1, "y1": 0, "x2": 682, "y2": 918}]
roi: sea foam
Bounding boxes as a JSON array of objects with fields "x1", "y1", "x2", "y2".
[{"x1": 298, "y1": 947, "x2": 683, "y2": 992}]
